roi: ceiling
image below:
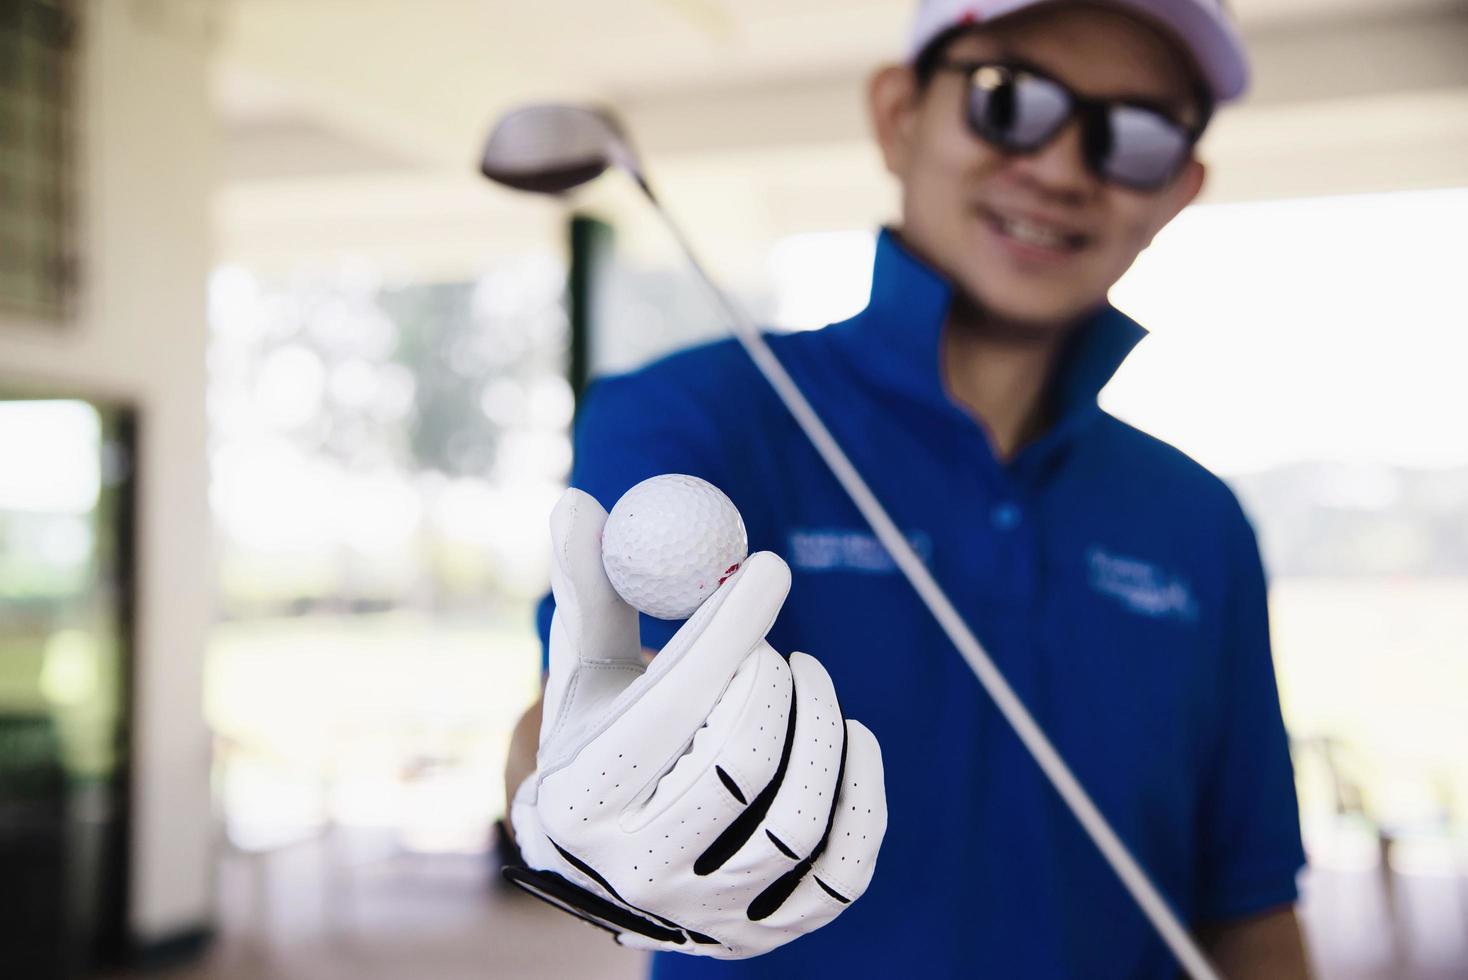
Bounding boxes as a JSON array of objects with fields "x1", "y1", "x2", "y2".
[
  {"x1": 209, "y1": 0, "x2": 1468, "y2": 279},
  {"x1": 217, "y1": 0, "x2": 1464, "y2": 164}
]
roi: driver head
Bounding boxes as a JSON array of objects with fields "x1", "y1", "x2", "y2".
[{"x1": 481, "y1": 104, "x2": 639, "y2": 194}]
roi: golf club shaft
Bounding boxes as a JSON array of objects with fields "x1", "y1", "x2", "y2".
[{"x1": 638, "y1": 180, "x2": 1222, "y2": 980}]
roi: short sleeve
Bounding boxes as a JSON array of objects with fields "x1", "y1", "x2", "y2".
[
  {"x1": 535, "y1": 366, "x2": 729, "y2": 673},
  {"x1": 1193, "y1": 501, "x2": 1307, "y2": 921}
]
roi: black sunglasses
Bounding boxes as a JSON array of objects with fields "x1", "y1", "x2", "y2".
[{"x1": 932, "y1": 58, "x2": 1205, "y2": 192}]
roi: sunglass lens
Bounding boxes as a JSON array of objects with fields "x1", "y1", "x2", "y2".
[
  {"x1": 1104, "y1": 106, "x2": 1191, "y2": 189},
  {"x1": 967, "y1": 67, "x2": 1070, "y2": 152}
]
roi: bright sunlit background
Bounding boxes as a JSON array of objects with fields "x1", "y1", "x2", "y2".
[
  {"x1": 1114, "y1": 190, "x2": 1468, "y2": 902},
  {"x1": 204, "y1": 255, "x2": 572, "y2": 856}
]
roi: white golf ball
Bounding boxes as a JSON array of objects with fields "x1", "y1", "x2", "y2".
[{"x1": 602, "y1": 474, "x2": 749, "y2": 620}]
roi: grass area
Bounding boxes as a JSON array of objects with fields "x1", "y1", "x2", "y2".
[{"x1": 206, "y1": 610, "x2": 544, "y2": 841}]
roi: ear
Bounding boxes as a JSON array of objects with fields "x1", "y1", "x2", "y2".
[
  {"x1": 1144, "y1": 156, "x2": 1207, "y2": 247},
  {"x1": 1175, "y1": 156, "x2": 1207, "y2": 211},
  {"x1": 868, "y1": 64, "x2": 922, "y2": 181}
]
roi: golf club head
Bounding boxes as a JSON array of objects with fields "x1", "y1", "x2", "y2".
[{"x1": 481, "y1": 103, "x2": 642, "y2": 195}]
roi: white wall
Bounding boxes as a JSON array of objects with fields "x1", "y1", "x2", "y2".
[{"x1": 0, "y1": 0, "x2": 215, "y2": 945}]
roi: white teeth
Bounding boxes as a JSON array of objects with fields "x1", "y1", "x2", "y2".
[{"x1": 996, "y1": 216, "x2": 1074, "y2": 251}]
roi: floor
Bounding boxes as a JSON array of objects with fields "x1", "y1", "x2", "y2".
[
  {"x1": 1299, "y1": 865, "x2": 1468, "y2": 980},
  {"x1": 127, "y1": 831, "x2": 648, "y2": 980},
  {"x1": 108, "y1": 829, "x2": 1468, "y2": 980}
]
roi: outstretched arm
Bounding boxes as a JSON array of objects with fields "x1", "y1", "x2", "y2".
[
  {"x1": 1197, "y1": 905, "x2": 1311, "y2": 979},
  {"x1": 503, "y1": 695, "x2": 543, "y2": 840}
]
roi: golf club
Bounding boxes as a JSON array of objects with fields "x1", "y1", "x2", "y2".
[{"x1": 481, "y1": 102, "x2": 1222, "y2": 980}]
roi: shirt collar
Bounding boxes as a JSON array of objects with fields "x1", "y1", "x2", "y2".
[{"x1": 836, "y1": 227, "x2": 1148, "y2": 430}]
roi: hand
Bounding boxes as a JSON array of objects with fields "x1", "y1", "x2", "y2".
[{"x1": 506, "y1": 488, "x2": 886, "y2": 959}]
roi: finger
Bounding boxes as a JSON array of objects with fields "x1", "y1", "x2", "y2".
[
  {"x1": 541, "y1": 489, "x2": 644, "y2": 761},
  {"x1": 648, "y1": 550, "x2": 791, "y2": 688},
  {"x1": 548, "y1": 488, "x2": 640, "y2": 667},
  {"x1": 687, "y1": 653, "x2": 842, "y2": 895},
  {"x1": 594, "y1": 551, "x2": 791, "y2": 772},
  {"x1": 753, "y1": 720, "x2": 885, "y2": 934},
  {"x1": 625, "y1": 643, "x2": 792, "y2": 834},
  {"x1": 806, "y1": 720, "x2": 885, "y2": 903},
  {"x1": 708, "y1": 657, "x2": 853, "y2": 921},
  {"x1": 743, "y1": 652, "x2": 845, "y2": 862}
]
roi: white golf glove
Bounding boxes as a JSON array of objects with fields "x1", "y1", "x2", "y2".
[{"x1": 505, "y1": 488, "x2": 886, "y2": 959}]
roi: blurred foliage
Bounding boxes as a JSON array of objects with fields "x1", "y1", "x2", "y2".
[
  {"x1": 386, "y1": 281, "x2": 500, "y2": 478},
  {"x1": 208, "y1": 256, "x2": 569, "y2": 615},
  {"x1": 0, "y1": 715, "x2": 64, "y2": 800}
]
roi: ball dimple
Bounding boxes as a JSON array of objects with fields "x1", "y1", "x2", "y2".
[{"x1": 602, "y1": 474, "x2": 749, "y2": 620}]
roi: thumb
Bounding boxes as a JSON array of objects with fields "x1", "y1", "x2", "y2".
[
  {"x1": 543, "y1": 490, "x2": 642, "y2": 747},
  {"x1": 548, "y1": 488, "x2": 640, "y2": 665}
]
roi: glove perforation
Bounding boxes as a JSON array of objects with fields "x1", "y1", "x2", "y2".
[{"x1": 747, "y1": 723, "x2": 848, "y2": 921}]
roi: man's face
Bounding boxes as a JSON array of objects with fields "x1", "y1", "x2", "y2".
[{"x1": 871, "y1": 3, "x2": 1208, "y2": 330}]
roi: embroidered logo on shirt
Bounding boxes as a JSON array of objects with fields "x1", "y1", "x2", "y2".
[
  {"x1": 1086, "y1": 546, "x2": 1198, "y2": 622},
  {"x1": 789, "y1": 528, "x2": 933, "y2": 574}
]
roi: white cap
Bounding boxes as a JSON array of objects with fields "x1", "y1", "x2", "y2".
[{"x1": 907, "y1": 0, "x2": 1250, "y2": 103}]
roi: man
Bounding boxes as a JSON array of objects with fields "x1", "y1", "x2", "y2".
[{"x1": 505, "y1": 0, "x2": 1310, "y2": 976}]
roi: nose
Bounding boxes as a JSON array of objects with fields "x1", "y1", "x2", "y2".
[{"x1": 1004, "y1": 118, "x2": 1100, "y2": 203}]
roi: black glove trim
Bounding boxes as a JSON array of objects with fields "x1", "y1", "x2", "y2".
[
  {"x1": 502, "y1": 864, "x2": 687, "y2": 945},
  {"x1": 506, "y1": 838, "x2": 730, "y2": 950},
  {"x1": 548, "y1": 836, "x2": 690, "y2": 934}
]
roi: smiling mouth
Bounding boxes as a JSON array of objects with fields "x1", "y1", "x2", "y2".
[{"x1": 980, "y1": 208, "x2": 1091, "y2": 254}]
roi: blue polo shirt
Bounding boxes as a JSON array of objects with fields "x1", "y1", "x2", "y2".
[{"x1": 534, "y1": 229, "x2": 1305, "y2": 978}]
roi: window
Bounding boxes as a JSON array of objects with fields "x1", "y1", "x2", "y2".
[{"x1": 0, "y1": 0, "x2": 77, "y2": 320}]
